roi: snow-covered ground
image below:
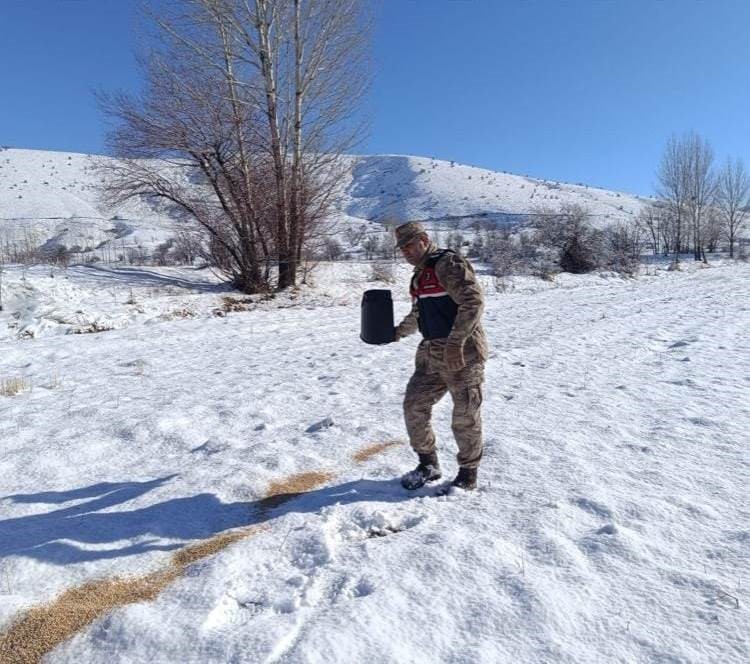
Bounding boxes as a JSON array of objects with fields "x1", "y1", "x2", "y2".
[{"x1": 0, "y1": 258, "x2": 747, "y2": 663}]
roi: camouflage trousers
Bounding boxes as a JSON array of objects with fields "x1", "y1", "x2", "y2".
[{"x1": 403, "y1": 340, "x2": 485, "y2": 469}]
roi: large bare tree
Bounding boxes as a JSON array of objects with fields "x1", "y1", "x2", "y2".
[
  {"x1": 716, "y1": 157, "x2": 750, "y2": 258},
  {"x1": 656, "y1": 131, "x2": 716, "y2": 263},
  {"x1": 683, "y1": 132, "x2": 715, "y2": 262},
  {"x1": 99, "y1": 0, "x2": 369, "y2": 292},
  {"x1": 656, "y1": 135, "x2": 689, "y2": 261}
]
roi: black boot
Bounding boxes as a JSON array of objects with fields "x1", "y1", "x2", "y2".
[
  {"x1": 451, "y1": 466, "x2": 477, "y2": 491},
  {"x1": 401, "y1": 452, "x2": 442, "y2": 490}
]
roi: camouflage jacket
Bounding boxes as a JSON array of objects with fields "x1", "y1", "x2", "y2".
[{"x1": 395, "y1": 243, "x2": 488, "y2": 363}]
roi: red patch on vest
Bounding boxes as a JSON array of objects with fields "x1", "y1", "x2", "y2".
[{"x1": 410, "y1": 267, "x2": 447, "y2": 298}]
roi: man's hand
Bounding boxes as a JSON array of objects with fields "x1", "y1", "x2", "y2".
[
  {"x1": 384, "y1": 327, "x2": 403, "y2": 344},
  {"x1": 444, "y1": 341, "x2": 465, "y2": 371}
]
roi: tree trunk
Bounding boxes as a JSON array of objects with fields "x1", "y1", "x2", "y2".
[
  {"x1": 255, "y1": 0, "x2": 292, "y2": 289},
  {"x1": 287, "y1": 0, "x2": 304, "y2": 289}
]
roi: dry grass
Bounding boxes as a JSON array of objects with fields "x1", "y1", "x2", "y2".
[
  {"x1": 169, "y1": 308, "x2": 196, "y2": 319},
  {"x1": 0, "y1": 571, "x2": 176, "y2": 664},
  {"x1": 0, "y1": 526, "x2": 262, "y2": 664},
  {"x1": 261, "y1": 471, "x2": 334, "y2": 509},
  {"x1": 41, "y1": 373, "x2": 61, "y2": 391},
  {"x1": 172, "y1": 529, "x2": 253, "y2": 568},
  {"x1": 158, "y1": 308, "x2": 196, "y2": 321},
  {"x1": 0, "y1": 467, "x2": 336, "y2": 662},
  {"x1": 72, "y1": 321, "x2": 114, "y2": 335},
  {"x1": 1, "y1": 377, "x2": 31, "y2": 397},
  {"x1": 352, "y1": 440, "x2": 403, "y2": 464},
  {"x1": 220, "y1": 296, "x2": 254, "y2": 313}
]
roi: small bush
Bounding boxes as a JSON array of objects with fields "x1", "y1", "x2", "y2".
[
  {"x1": 220, "y1": 296, "x2": 254, "y2": 313},
  {"x1": 533, "y1": 204, "x2": 604, "y2": 274},
  {"x1": 560, "y1": 236, "x2": 601, "y2": 274},
  {"x1": 168, "y1": 308, "x2": 196, "y2": 319},
  {"x1": 1, "y1": 377, "x2": 30, "y2": 397},
  {"x1": 605, "y1": 222, "x2": 642, "y2": 275},
  {"x1": 370, "y1": 261, "x2": 395, "y2": 283},
  {"x1": 73, "y1": 321, "x2": 114, "y2": 334},
  {"x1": 153, "y1": 239, "x2": 175, "y2": 266},
  {"x1": 323, "y1": 237, "x2": 344, "y2": 261}
]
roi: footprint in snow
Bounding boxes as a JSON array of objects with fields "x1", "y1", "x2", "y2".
[
  {"x1": 343, "y1": 507, "x2": 427, "y2": 542},
  {"x1": 190, "y1": 440, "x2": 228, "y2": 456},
  {"x1": 623, "y1": 443, "x2": 651, "y2": 454},
  {"x1": 306, "y1": 416, "x2": 335, "y2": 433},
  {"x1": 687, "y1": 416, "x2": 717, "y2": 428},
  {"x1": 571, "y1": 496, "x2": 614, "y2": 520},
  {"x1": 666, "y1": 378, "x2": 697, "y2": 387},
  {"x1": 349, "y1": 577, "x2": 376, "y2": 598}
]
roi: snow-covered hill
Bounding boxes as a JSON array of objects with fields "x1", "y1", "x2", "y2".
[
  {"x1": 0, "y1": 149, "x2": 178, "y2": 257},
  {"x1": 0, "y1": 259, "x2": 747, "y2": 662},
  {"x1": 0, "y1": 148, "x2": 647, "y2": 259},
  {"x1": 343, "y1": 154, "x2": 646, "y2": 224}
]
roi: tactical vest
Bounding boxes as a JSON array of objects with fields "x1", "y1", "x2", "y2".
[{"x1": 410, "y1": 249, "x2": 458, "y2": 340}]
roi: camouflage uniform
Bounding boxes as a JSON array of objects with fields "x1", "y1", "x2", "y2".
[{"x1": 395, "y1": 241, "x2": 487, "y2": 470}]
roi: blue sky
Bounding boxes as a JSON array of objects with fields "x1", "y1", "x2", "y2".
[{"x1": 1, "y1": 0, "x2": 748, "y2": 195}]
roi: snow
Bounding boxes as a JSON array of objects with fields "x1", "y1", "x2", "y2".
[
  {"x1": 0, "y1": 149, "x2": 178, "y2": 257},
  {"x1": 0, "y1": 148, "x2": 648, "y2": 263},
  {"x1": 343, "y1": 154, "x2": 646, "y2": 225},
  {"x1": 1, "y1": 257, "x2": 748, "y2": 662}
]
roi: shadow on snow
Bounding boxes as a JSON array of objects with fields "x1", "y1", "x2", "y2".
[
  {"x1": 0, "y1": 475, "x2": 414, "y2": 565},
  {"x1": 68, "y1": 264, "x2": 231, "y2": 293}
]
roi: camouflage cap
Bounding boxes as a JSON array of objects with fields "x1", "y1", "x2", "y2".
[{"x1": 394, "y1": 221, "x2": 428, "y2": 248}]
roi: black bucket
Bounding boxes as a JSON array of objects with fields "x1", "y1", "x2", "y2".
[{"x1": 360, "y1": 289, "x2": 395, "y2": 345}]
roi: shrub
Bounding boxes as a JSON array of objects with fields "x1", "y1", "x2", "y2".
[
  {"x1": 370, "y1": 261, "x2": 395, "y2": 283},
  {"x1": 605, "y1": 222, "x2": 642, "y2": 275},
  {"x1": 1, "y1": 377, "x2": 31, "y2": 396},
  {"x1": 533, "y1": 204, "x2": 604, "y2": 274},
  {"x1": 560, "y1": 236, "x2": 602, "y2": 273},
  {"x1": 323, "y1": 237, "x2": 344, "y2": 261}
]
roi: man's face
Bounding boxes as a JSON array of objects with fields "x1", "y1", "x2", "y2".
[{"x1": 399, "y1": 235, "x2": 430, "y2": 266}]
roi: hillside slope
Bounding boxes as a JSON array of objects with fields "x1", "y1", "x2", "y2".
[
  {"x1": 342, "y1": 154, "x2": 645, "y2": 224},
  {"x1": 0, "y1": 148, "x2": 647, "y2": 257}
]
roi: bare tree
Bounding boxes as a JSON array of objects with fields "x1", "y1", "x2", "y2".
[
  {"x1": 99, "y1": 0, "x2": 369, "y2": 293},
  {"x1": 322, "y1": 236, "x2": 343, "y2": 261},
  {"x1": 656, "y1": 132, "x2": 716, "y2": 263},
  {"x1": 683, "y1": 132, "x2": 715, "y2": 262},
  {"x1": 173, "y1": 229, "x2": 204, "y2": 264},
  {"x1": 532, "y1": 203, "x2": 604, "y2": 274},
  {"x1": 211, "y1": 0, "x2": 369, "y2": 287},
  {"x1": 656, "y1": 134, "x2": 690, "y2": 262},
  {"x1": 716, "y1": 157, "x2": 750, "y2": 258},
  {"x1": 344, "y1": 225, "x2": 367, "y2": 248},
  {"x1": 636, "y1": 203, "x2": 668, "y2": 256},
  {"x1": 445, "y1": 231, "x2": 465, "y2": 251},
  {"x1": 361, "y1": 234, "x2": 379, "y2": 260},
  {"x1": 98, "y1": 7, "x2": 273, "y2": 291},
  {"x1": 703, "y1": 205, "x2": 723, "y2": 253}
]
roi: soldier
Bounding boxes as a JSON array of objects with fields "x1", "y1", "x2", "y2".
[{"x1": 392, "y1": 221, "x2": 487, "y2": 491}]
